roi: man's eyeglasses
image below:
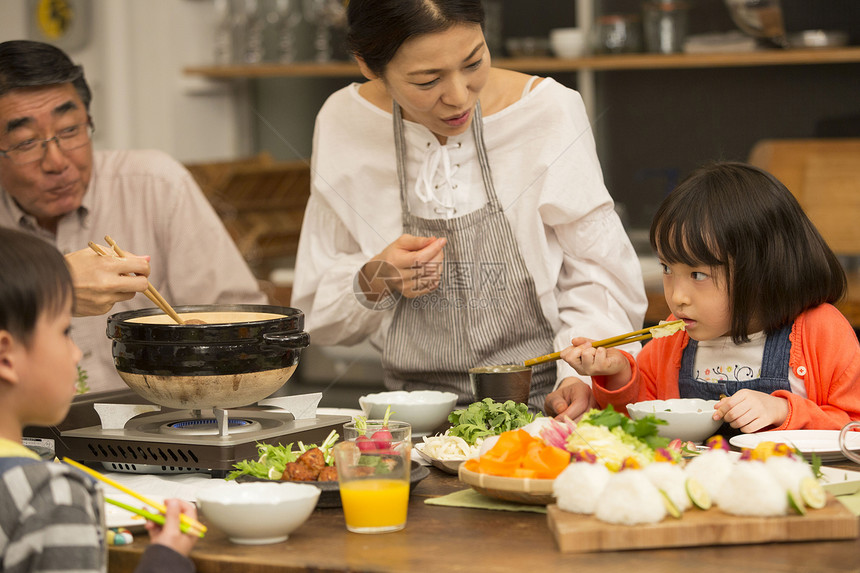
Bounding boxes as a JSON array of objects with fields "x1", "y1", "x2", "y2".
[{"x1": 0, "y1": 121, "x2": 95, "y2": 165}]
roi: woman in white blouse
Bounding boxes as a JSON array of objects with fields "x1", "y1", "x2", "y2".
[{"x1": 291, "y1": 0, "x2": 646, "y2": 417}]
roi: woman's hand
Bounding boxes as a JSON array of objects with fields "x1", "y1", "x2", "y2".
[
  {"x1": 64, "y1": 246, "x2": 150, "y2": 316},
  {"x1": 544, "y1": 377, "x2": 598, "y2": 420},
  {"x1": 559, "y1": 337, "x2": 628, "y2": 378},
  {"x1": 358, "y1": 234, "x2": 446, "y2": 300},
  {"x1": 145, "y1": 498, "x2": 199, "y2": 557},
  {"x1": 713, "y1": 390, "x2": 789, "y2": 433}
]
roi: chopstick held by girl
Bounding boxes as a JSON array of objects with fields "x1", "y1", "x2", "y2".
[
  {"x1": 560, "y1": 162, "x2": 859, "y2": 433},
  {"x1": 0, "y1": 228, "x2": 198, "y2": 573}
]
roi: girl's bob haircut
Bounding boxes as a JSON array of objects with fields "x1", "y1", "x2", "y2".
[{"x1": 650, "y1": 162, "x2": 846, "y2": 343}]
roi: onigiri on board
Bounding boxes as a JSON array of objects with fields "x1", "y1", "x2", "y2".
[{"x1": 548, "y1": 438, "x2": 859, "y2": 553}]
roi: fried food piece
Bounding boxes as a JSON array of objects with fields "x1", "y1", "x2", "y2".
[
  {"x1": 317, "y1": 466, "x2": 338, "y2": 482},
  {"x1": 283, "y1": 461, "x2": 317, "y2": 481},
  {"x1": 298, "y1": 447, "x2": 327, "y2": 475}
]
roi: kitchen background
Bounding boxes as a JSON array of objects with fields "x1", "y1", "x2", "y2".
[{"x1": 1, "y1": 0, "x2": 858, "y2": 406}]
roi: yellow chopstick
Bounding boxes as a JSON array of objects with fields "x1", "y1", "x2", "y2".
[
  {"x1": 523, "y1": 320, "x2": 685, "y2": 367},
  {"x1": 62, "y1": 457, "x2": 207, "y2": 534},
  {"x1": 105, "y1": 497, "x2": 205, "y2": 538}
]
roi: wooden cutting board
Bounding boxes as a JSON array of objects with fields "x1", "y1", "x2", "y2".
[{"x1": 547, "y1": 495, "x2": 858, "y2": 553}]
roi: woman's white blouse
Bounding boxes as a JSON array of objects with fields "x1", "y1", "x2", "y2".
[{"x1": 291, "y1": 77, "x2": 647, "y2": 387}]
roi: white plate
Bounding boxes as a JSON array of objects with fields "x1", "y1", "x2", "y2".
[
  {"x1": 819, "y1": 466, "x2": 860, "y2": 496},
  {"x1": 730, "y1": 430, "x2": 860, "y2": 463},
  {"x1": 104, "y1": 492, "x2": 164, "y2": 531}
]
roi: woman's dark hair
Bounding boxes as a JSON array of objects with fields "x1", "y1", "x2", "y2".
[
  {"x1": 650, "y1": 162, "x2": 846, "y2": 343},
  {"x1": 0, "y1": 40, "x2": 92, "y2": 111},
  {"x1": 346, "y1": 0, "x2": 484, "y2": 78},
  {"x1": 0, "y1": 228, "x2": 74, "y2": 346}
]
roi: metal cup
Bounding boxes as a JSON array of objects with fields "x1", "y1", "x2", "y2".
[{"x1": 468, "y1": 364, "x2": 532, "y2": 404}]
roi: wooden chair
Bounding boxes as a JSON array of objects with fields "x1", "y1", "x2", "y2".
[
  {"x1": 184, "y1": 154, "x2": 311, "y2": 305},
  {"x1": 748, "y1": 139, "x2": 860, "y2": 332},
  {"x1": 748, "y1": 139, "x2": 860, "y2": 256}
]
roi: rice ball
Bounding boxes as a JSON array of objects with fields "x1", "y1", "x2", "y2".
[
  {"x1": 594, "y1": 469, "x2": 667, "y2": 525},
  {"x1": 644, "y1": 462, "x2": 691, "y2": 512},
  {"x1": 685, "y1": 449, "x2": 733, "y2": 502},
  {"x1": 764, "y1": 456, "x2": 814, "y2": 498},
  {"x1": 553, "y1": 462, "x2": 611, "y2": 515},
  {"x1": 715, "y1": 461, "x2": 787, "y2": 516}
]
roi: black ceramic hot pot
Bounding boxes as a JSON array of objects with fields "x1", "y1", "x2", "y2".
[{"x1": 106, "y1": 304, "x2": 310, "y2": 410}]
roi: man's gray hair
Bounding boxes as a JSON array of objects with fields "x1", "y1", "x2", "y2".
[{"x1": 0, "y1": 40, "x2": 92, "y2": 111}]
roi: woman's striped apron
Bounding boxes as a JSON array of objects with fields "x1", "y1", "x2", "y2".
[{"x1": 382, "y1": 101, "x2": 556, "y2": 410}]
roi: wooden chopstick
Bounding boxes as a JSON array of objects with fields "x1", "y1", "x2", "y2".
[
  {"x1": 105, "y1": 497, "x2": 205, "y2": 538},
  {"x1": 523, "y1": 320, "x2": 685, "y2": 367},
  {"x1": 88, "y1": 237, "x2": 185, "y2": 325},
  {"x1": 87, "y1": 242, "x2": 167, "y2": 314},
  {"x1": 62, "y1": 457, "x2": 207, "y2": 535}
]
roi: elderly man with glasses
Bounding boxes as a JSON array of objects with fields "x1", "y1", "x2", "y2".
[{"x1": 0, "y1": 40, "x2": 267, "y2": 393}]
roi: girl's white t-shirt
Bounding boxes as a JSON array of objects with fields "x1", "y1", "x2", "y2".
[{"x1": 693, "y1": 331, "x2": 806, "y2": 397}]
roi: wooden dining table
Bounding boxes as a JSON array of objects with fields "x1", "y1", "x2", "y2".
[{"x1": 109, "y1": 462, "x2": 860, "y2": 573}]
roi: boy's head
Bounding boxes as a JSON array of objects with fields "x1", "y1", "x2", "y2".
[{"x1": 0, "y1": 228, "x2": 79, "y2": 430}]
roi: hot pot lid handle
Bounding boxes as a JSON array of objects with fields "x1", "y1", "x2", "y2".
[{"x1": 262, "y1": 331, "x2": 310, "y2": 349}]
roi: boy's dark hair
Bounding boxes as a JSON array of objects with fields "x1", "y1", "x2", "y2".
[
  {"x1": 346, "y1": 0, "x2": 484, "y2": 78},
  {"x1": 0, "y1": 228, "x2": 74, "y2": 345},
  {"x1": 0, "y1": 40, "x2": 92, "y2": 111},
  {"x1": 650, "y1": 161, "x2": 846, "y2": 343}
]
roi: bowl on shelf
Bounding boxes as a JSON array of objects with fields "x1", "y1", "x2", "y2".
[
  {"x1": 627, "y1": 398, "x2": 722, "y2": 443},
  {"x1": 358, "y1": 390, "x2": 459, "y2": 436},
  {"x1": 196, "y1": 482, "x2": 320, "y2": 544},
  {"x1": 550, "y1": 28, "x2": 586, "y2": 58}
]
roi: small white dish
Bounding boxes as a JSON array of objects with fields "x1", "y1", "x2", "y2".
[
  {"x1": 196, "y1": 482, "x2": 320, "y2": 544},
  {"x1": 627, "y1": 398, "x2": 722, "y2": 443},
  {"x1": 730, "y1": 430, "x2": 860, "y2": 463},
  {"x1": 359, "y1": 390, "x2": 458, "y2": 435},
  {"x1": 819, "y1": 466, "x2": 860, "y2": 496}
]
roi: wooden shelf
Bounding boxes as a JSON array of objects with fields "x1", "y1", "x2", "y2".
[{"x1": 184, "y1": 46, "x2": 860, "y2": 78}]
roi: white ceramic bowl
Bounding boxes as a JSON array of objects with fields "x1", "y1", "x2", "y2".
[
  {"x1": 549, "y1": 27, "x2": 586, "y2": 58},
  {"x1": 358, "y1": 390, "x2": 458, "y2": 435},
  {"x1": 196, "y1": 482, "x2": 320, "y2": 544},
  {"x1": 627, "y1": 398, "x2": 722, "y2": 443}
]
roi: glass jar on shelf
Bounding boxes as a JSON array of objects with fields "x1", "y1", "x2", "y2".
[{"x1": 592, "y1": 13, "x2": 643, "y2": 54}]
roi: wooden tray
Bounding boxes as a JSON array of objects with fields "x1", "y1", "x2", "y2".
[{"x1": 547, "y1": 495, "x2": 858, "y2": 553}]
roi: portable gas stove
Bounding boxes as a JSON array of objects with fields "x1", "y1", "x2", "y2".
[{"x1": 24, "y1": 390, "x2": 350, "y2": 478}]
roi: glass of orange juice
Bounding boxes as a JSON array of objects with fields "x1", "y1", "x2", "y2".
[{"x1": 333, "y1": 421, "x2": 411, "y2": 534}]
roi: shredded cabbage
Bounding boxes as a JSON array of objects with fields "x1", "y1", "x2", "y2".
[
  {"x1": 420, "y1": 434, "x2": 482, "y2": 460},
  {"x1": 565, "y1": 424, "x2": 652, "y2": 472}
]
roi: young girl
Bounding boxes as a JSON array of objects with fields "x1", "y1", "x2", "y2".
[
  {"x1": 561, "y1": 162, "x2": 860, "y2": 433},
  {"x1": 0, "y1": 228, "x2": 198, "y2": 572}
]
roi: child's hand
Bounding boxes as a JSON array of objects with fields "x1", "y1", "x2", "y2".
[
  {"x1": 145, "y1": 498, "x2": 199, "y2": 557},
  {"x1": 713, "y1": 390, "x2": 789, "y2": 433},
  {"x1": 559, "y1": 337, "x2": 628, "y2": 377}
]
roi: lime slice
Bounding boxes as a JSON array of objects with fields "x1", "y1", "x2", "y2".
[
  {"x1": 660, "y1": 489, "x2": 682, "y2": 518},
  {"x1": 787, "y1": 489, "x2": 807, "y2": 516},
  {"x1": 800, "y1": 477, "x2": 826, "y2": 509},
  {"x1": 685, "y1": 477, "x2": 712, "y2": 510}
]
